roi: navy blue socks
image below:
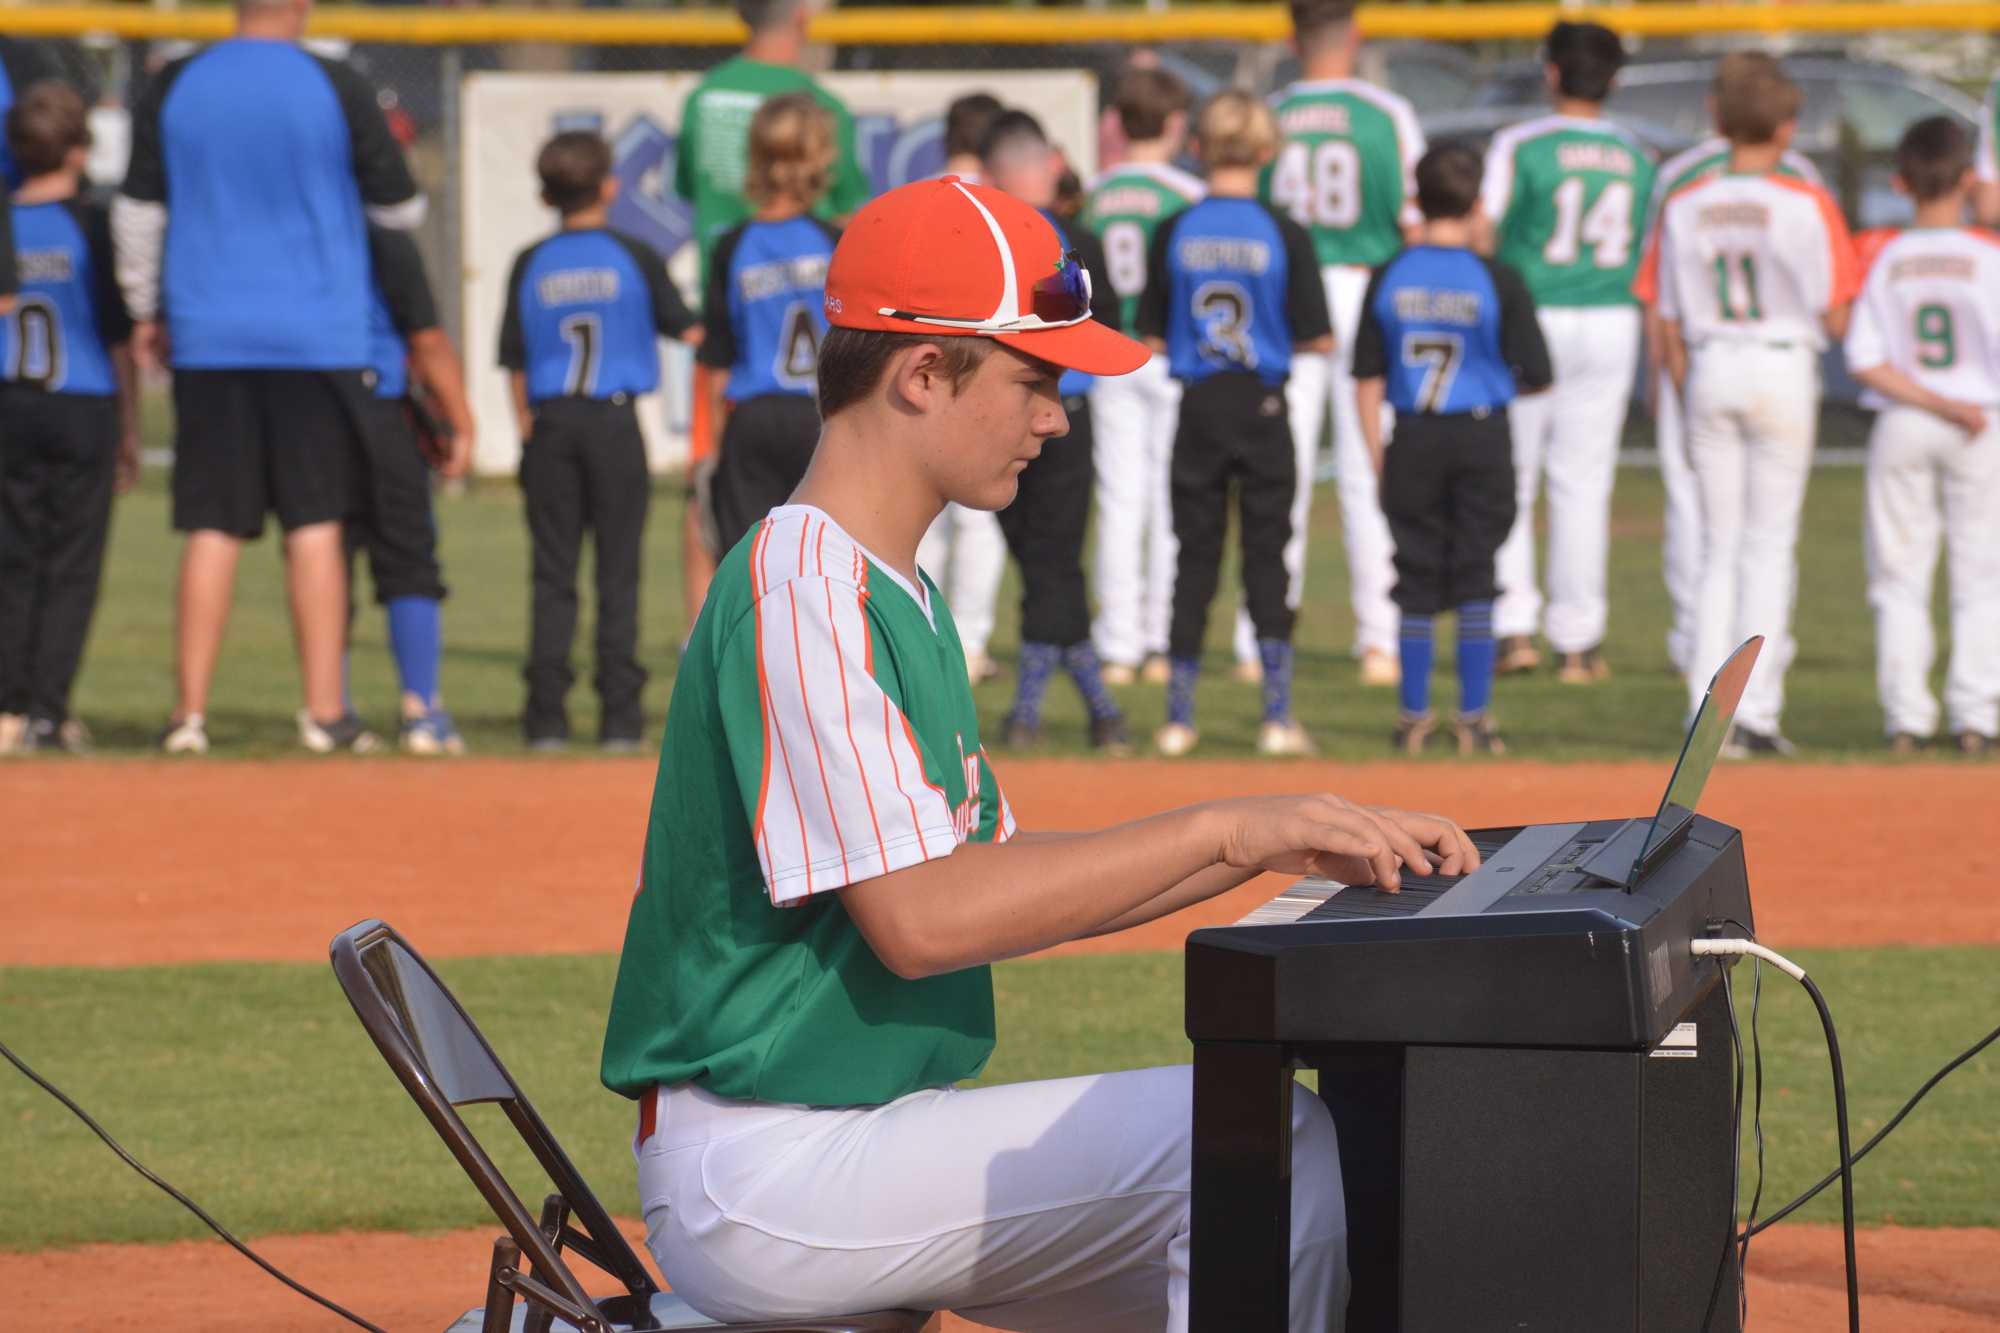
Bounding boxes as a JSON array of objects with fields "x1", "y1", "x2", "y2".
[
  {"x1": 387, "y1": 595, "x2": 443, "y2": 711},
  {"x1": 1457, "y1": 600, "x2": 1495, "y2": 716},
  {"x1": 1258, "y1": 639, "x2": 1294, "y2": 723},
  {"x1": 1061, "y1": 641, "x2": 1125, "y2": 724},
  {"x1": 1009, "y1": 642, "x2": 1062, "y2": 725},
  {"x1": 1167, "y1": 654, "x2": 1200, "y2": 726},
  {"x1": 1399, "y1": 614, "x2": 1435, "y2": 716}
]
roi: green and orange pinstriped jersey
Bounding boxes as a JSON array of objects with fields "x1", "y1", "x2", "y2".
[
  {"x1": 601, "y1": 504, "x2": 1012, "y2": 1109},
  {"x1": 1083, "y1": 160, "x2": 1206, "y2": 333},
  {"x1": 1261, "y1": 78, "x2": 1426, "y2": 268},
  {"x1": 1481, "y1": 114, "x2": 1656, "y2": 308}
]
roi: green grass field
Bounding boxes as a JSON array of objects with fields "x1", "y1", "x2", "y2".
[
  {"x1": 1, "y1": 949, "x2": 1994, "y2": 1250},
  {"x1": 66, "y1": 454, "x2": 1936, "y2": 759}
]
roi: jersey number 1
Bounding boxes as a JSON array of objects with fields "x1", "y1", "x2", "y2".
[
  {"x1": 9, "y1": 295, "x2": 62, "y2": 389},
  {"x1": 1273, "y1": 139, "x2": 1362, "y2": 230},
  {"x1": 559, "y1": 314, "x2": 601, "y2": 396},
  {"x1": 1542, "y1": 177, "x2": 1633, "y2": 269}
]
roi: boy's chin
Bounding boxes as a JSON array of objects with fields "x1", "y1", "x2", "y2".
[{"x1": 944, "y1": 479, "x2": 1018, "y2": 513}]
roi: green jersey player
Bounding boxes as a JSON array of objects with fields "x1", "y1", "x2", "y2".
[
  {"x1": 675, "y1": 0, "x2": 869, "y2": 283},
  {"x1": 1481, "y1": 21, "x2": 1655, "y2": 686},
  {"x1": 1259, "y1": 0, "x2": 1426, "y2": 691},
  {"x1": 1083, "y1": 67, "x2": 1204, "y2": 683}
]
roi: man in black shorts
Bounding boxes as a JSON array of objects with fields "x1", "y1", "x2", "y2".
[{"x1": 112, "y1": 0, "x2": 423, "y2": 753}]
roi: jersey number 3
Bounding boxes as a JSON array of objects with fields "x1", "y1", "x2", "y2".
[
  {"x1": 1542, "y1": 177, "x2": 1633, "y2": 269},
  {"x1": 1273, "y1": 139, "x2": 1362, "y2": 230}
]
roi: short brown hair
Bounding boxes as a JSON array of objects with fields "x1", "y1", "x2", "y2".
[
  {"x1": 816, "y1": 327, "x2": 994, "y2": 420},
  {"x1": 944, "y1": 93, "x2": 1003, "y2": 160},
  {"x1": 7, "y1": 80, "x2": 89, "y2": 181},
  {"x1": 747, "y1": 92, "x2": 836, "y2": 210},
  {"x1": 1896, "y1": 115, "x2": 1974, "y2": 202},
  {"x1": 734, "y1": 0, "x2": 801, "y2": 36},
  {"x1": 1290, "y1": 0, "x2": 1357, "y2": 57},
  {"x1": 1195, "y1": 91, "x2": 1278, "y2": 170},
  {"x1": 537, "y1": 130, "x2": 612, "y2": 215},
  {"x1": 1114, "y1": 68, "x2": 1189, "y2": 143},
  {"x1": 1415, "y1": 143, "x2": 1483, "y2": 220},
  {"x1": 1714, "y1": 56, "x2": 1801, "y2": 145}
]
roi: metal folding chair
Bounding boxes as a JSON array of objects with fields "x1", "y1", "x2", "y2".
[{"x1": 330, "y1": 919, "x2": 935, "y2": 1333}]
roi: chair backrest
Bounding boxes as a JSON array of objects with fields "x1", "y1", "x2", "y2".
[{"x1": 330, "y1": 919, "x2": 660, "y2": 1328}]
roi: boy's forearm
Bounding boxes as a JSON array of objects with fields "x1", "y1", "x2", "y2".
[
  {"x1": 1356, "y1": 376, "x2": 1386, "y2": 472},
  {"x1": 1080, "y1": 863, "x2": 1264, "y2": 938},
  {"x1": 112, "y1": 344, "x2": 140, "y2": 436},
  {"x1": 409, "y1": 329, "x2": 474, "y2": 433},
  {"x1": 1822, "y1": 302, "x2": 1851, "y2": 342},
  {"x1": 509, "y1": 371, "x2": 533, "y2": 440},
  {"x1": 707, "y1": 368, "x2": 731, "y2": 457},
  {"x1": 1850, "y1": 362, "x2": 1963, "y2": 420},
  {"x1": 1659, "y1": 319, "x2": 1689, "y2": 391}
]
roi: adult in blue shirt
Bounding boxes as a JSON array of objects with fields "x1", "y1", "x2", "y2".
[{"x1": 112, "y1": 0, "x2": 424, "y2": 756}]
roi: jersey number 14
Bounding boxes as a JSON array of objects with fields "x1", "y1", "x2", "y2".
[
  {"x1": 1272, "y1": 139, "x2": 1362, "y2": 229},
  {"x1": 1542, "y1": 177, "x2": 1633, "y2": 269}
]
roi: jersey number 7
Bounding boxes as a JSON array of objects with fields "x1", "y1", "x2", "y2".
[{"x1": 1402, "y1": 332, "x2": 1463, "y2": 413}]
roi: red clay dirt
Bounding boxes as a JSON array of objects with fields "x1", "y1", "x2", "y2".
[
  {"x1": 3, "y1": 757, "x2": 1998, "y2": 967},
  {"x1": 2, "y1": 1219, "x2": 1994, "y2": 1333}
]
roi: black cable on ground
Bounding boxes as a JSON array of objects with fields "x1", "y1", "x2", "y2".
[
  {"x1": 1748, "y1": 1017, "x2": 2000, "y2": 1236},
  {"x1": 0, "y1": 1036, "x2": 393, "y2": 1333},
  {"x1": 1798, "y1": 974, "x2": 1860, "y2": 1333}
]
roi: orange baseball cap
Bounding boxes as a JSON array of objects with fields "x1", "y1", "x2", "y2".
[{"x1": 823, "y1": 176, "x2": 1149, "y2": 377}]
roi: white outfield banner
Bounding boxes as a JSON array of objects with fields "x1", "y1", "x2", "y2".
[{"x1": 460, "y1": 69, "x2": 1099, "y2": 475}]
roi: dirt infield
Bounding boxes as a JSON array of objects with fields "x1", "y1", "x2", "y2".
[
  {"x1": 4, "y1": 757, "x2": 1998, "y2": 967},
  {"x1": 5, "y1": 1220, "x2": 1995, "y2": 1332}
]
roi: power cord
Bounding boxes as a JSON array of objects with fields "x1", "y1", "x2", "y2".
[
  {"x1": 0, "y1": 1036, "x2": 392, "y2": 1333},
  {"x1": 1694, "y1": 939, "x2": 1859, "y2": 1333}
]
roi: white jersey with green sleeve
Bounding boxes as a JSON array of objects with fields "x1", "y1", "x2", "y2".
[
  {"x1": 1644, "y1": 136, "x2": 1822, "y2": 236},
  {"x1": 1481, "y1": 114, "x2": 1656, "y2": 308},
  {"x1": 1262, "y1": 78, "x2": 1425, "y2": 269},
  {"x1": 1083, "y1": 161, "x2": 1206, "y2": 334}
]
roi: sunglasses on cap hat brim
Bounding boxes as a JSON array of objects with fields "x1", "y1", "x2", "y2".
[{"x1": 877, "y1": 251, "x2": 1150, "y2": 378}]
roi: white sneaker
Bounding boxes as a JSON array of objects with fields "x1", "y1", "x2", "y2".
[
  {"x1": 0, "y1": 713, "x2": 26, "y2": 755},
  {"x1": 297, "y1": 710, "x2": 385, "y2": 755},
  {"x1": 1358, "y1": 647, "x2": 1401, "y2": 687},
  {"x1": 1154, "y1": 722, "x2": 1199, "y2": 756},
  {"x1": 1257, "y1": 719, "x2": 1318, "y2": 756},
  {"x1": 158, "y1": 714, "x2": 209, "y2": 754},
  {"x1": 1101, "y1": 662, "x2": 1137, "y2": 687}
]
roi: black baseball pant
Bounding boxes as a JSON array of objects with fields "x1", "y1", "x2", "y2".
[
  {"x1": 1167, "y1": 372, "x2": 1297, "y2": 657},
  {"x1": 1378, "y1": 409, "x2": 1518, "y2": 615},
  {"x1": 710, "y1": 392, "x2": 820, "y2": 557},
  {"x1": 997, "y1": 395, "x2": 1094, "y2": 648},
  {"x1": 346, "y1": 395, "x2": 447, "y2": 605},
  {"x1": 0, "y1": 386, "x2": 121, "y2": 723},
  {"x1": 519, "y1": 396, "x2": 650, "y2": 743}
]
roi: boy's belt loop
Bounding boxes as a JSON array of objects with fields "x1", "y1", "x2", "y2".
[{"x1": 638, "y1": 1084, "x2": 660, "y2": 1145}]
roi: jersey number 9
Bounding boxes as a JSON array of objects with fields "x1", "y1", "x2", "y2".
[
  {"x1": 1273, "y1": 139, "x2": 1362, "y2": 230},
  {"x1": 1915, "y1": 303, "x2": 1956, "y2": 369},
  {"x1": 1542, "y1": 177, "x2": 1634, "y2": 269}
]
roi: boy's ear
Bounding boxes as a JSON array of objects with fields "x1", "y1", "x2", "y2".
[
  {"x1": 1890, "y1": 172, "x2": 1911, "y2": 198},
  {"x1": 600, "y1": 175, "x2": 621, "y2": 206}
]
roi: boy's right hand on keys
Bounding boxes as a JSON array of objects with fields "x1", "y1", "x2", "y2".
[{"x1": 1209, "y1": 795, "x2": 1480, "y2": 893}]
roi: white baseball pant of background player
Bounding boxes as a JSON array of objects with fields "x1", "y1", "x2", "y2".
[
  {"x1": 1865, "y1": 405, "x2": 2000, "y2": 740},
  {"x1": 637, "y1": 1066, "x2": 1349, "y2": 1333},
  {"x1": 1653, "y1": 364, "x2": 1701, "y2": 673},
  {"x1": 919, "y1": 503, "x2": 1009, "y2": 664},
  {"x1": 1493, "y1": 306, "x2": 1642, "y2": 652},
  {"x1": 1681, "y1": 342, "x2": 1819, "y2": 732},
  {"x1": 1090, "y1": 355, "x2": 1182, "y2": 669},
  {"x1": 1235, "y1": 264, "x2": 1399, "y2": 665}
]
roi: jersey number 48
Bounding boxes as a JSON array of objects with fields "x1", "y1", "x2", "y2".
[{"x1": 1272, "y1": 139, "x2": 1362, "y2": 230}]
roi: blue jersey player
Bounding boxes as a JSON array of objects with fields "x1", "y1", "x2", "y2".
[
  {"x1": 0, "y1": 82, "x2": 138, "y2": 756},
  {"x1": 1352, "y1": 143, "x2": 1551, "y2": 755},
  {"x1": 499, "y1": 130, "x2": 699, "y2": 751},
  {"x1": 1135, "y1": 92, "x2": 1331, "y2": 757},
  {"x1": 697, "y1": 93, "x2": 838, "y2": 556}
]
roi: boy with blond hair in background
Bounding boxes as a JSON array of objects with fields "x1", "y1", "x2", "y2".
[
  {"x1": 1138, "y1": 92, "x2": 1331, "y2": 756},
  {"x1": 1844, "y1": 117, "x2": 2000, "y2": 756},
  {"x1": 1646, "y1": 59, "x2": 1857, "y2": 755},
  {"x1": 700, "y1": 93, "x2": 840, "y2": 555},
  {"x1": 1086, "y1": 66, "x2": 1206, "y2": 687}
]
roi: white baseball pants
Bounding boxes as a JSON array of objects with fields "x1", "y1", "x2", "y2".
[
  {"x1": 1656, "y1": 364, "x2": 1701, "y2": 674},
  {"x1": 1090, "y1": 355, "x2": 1182, "y2": 668},
  {"x1": 1682, "y1": 342, "x2": 1819, "y2": 734},
  {"x1": 1865, "y1": 405, "x2": 2000, "y2": 740},
  {"x1": 1493, "y1": 305, "x2": 1641, "y2": 652},
  {"x1": 1235, "y1": 264, "x2": 1399, "y2": 663},
  {"x1": 919, "y1": 504, "x2": 1007, "y2": 659},
  {"x1": 636, "y1": 1067, "x2": 1349, "y2": 1333}
]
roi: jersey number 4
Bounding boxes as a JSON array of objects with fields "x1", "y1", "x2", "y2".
[
  {"x1": 1542, "y1": 177, "x2": 1633, "y2": 269},
  {"x1": 1272, "y1": 139, "x2": 1362, "y2": 230}
]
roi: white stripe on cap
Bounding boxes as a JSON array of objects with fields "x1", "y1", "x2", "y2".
[{"x1": 951, "y1": 181, "x2": 1019, "y2": 324}]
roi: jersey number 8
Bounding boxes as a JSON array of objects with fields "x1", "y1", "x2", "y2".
[
  {"x1": 1542, "y1": 177, "x2": 1633, "y2": 269},
  {"x1": 1272, "y1": 139, "x2": 1362, "y2": 230},
  {"x1": 1102, "y1": 220, "x2": 1148, "y2": 298}
]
